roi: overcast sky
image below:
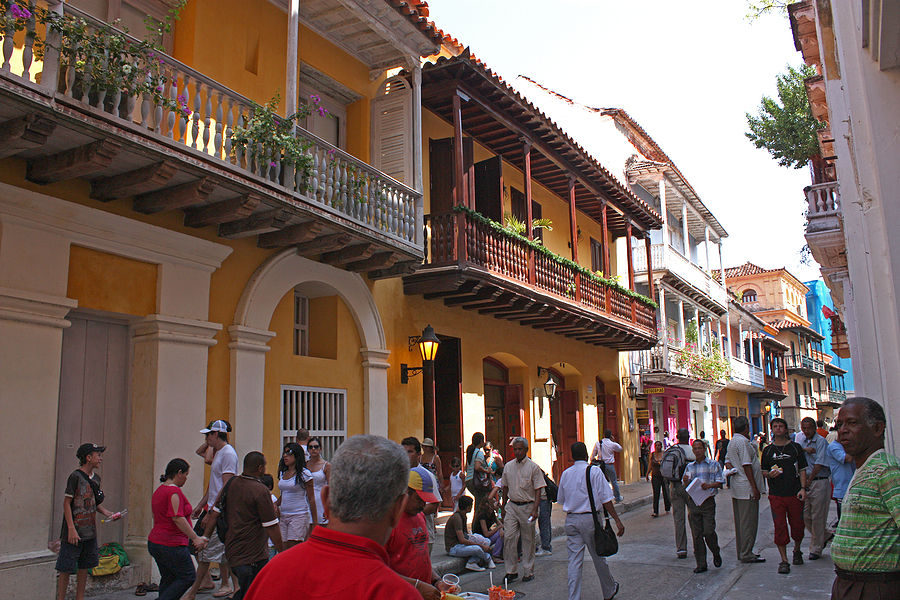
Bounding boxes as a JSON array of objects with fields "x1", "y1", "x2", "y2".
[{"x1": 426, "y1": 0, "x2": 820, "y2": 283}]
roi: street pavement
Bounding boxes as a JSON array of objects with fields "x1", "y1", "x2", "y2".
[{"x1": 70, "y1": 480, "x2": 838, "y2": 599}]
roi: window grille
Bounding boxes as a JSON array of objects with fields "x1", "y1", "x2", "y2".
[
  {"x1": 281, "y1": 386, "x2": 347, "y2": 460},
  {"x1": 293, "y1": 292, "x2": 309, "y2": 356}
]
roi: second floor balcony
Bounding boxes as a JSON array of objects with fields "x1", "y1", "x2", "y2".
[
  {"x1": 0, "y1": 2, "x2": 424, "y2": 278},
  {"x1": 630, "y1": 342, "x2": 727, "y2": 393},
  {"x1": 785, "y1": 353, "x2": 826, "y2": 377},
  {"x1": 762, "y1": 373, "x2": 789, "y2": 398},
  {"x1": 403, "y1": 209, "x2": 658, "y2": 350},
  {"x1": 728, "y1": 355, "x2": 764, "y2": 392},
  {"x1": 796, "y1": 394, "x2": 817, "y2": 410},
  {"x1": 805, "y1": 181, "x2": 845, "y2": 272},
  {"x1": 634, "y1": 243, "x2": 728, "y2": 312}
]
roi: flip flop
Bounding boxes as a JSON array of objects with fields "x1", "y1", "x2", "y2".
[
  {"x1": 145, "y1": 584, "x2": 159, "y2": 592},
  {"x1": 135, "y1": 583, "x2": 147, "y2": 596},
  {"x1": 213, "y1": 590, "x2": 234, "y2": 598}
]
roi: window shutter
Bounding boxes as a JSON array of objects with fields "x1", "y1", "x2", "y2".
[{"x1": 372, "y1": 77, "x2": 412, "y2": 184}]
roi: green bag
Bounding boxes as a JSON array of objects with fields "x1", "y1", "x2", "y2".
[{"x1": 89, "y1": 542, "x2": 129, "y2": 576}]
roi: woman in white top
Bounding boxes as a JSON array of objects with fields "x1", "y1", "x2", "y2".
[
  {"x1": 305, "y1": 437, "x2": 330, "y2": 525},
  {"x1": 276, "y1": 443, "x2": 317, "y2": 548}
]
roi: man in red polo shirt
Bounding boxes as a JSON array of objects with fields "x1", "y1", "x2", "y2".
[
  {"x1": 386, "y1": 467, "x2": 453, "y2": 600},
  {"x1": 244, "y1": 435, "x2": 419, "y2": 600}
]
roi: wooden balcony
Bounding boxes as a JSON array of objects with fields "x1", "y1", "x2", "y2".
[
  {"x1": 628, "y1": 344, "x2": 726, "y2": 393},
  {"x1": 762, "y1": 374, "x2": 789, "y2": 398},
  {"x1": 785, "y1": 353, "x2": 826, "y2": 377},
  {"x1": 403, "y1": 210, "x2": 657, "y2": 350},
  {"x1": 0, "y1": 4, "x2": 422, "y2": 277}
]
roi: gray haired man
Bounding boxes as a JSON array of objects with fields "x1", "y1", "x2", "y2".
[
  {"x1": 725, "y1": 416, "x2": 766, "y2": 564},
  {"x1": 501, "y1": 437, "x2": 546, "y2": 583}
]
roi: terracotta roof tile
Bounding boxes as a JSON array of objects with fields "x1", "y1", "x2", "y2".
[
  {"x1": 723, "y1": 262, "x2": 783, "y2": 279},
  {"x1": 383, "y1": 0, "x2": 445, "y2": 48}
]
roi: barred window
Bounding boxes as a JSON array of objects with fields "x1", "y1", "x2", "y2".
[
  {"x1": 281, "y1": 385, "x2": 346, "y2": 460},
  {"x1": 293, "y1": 291, "x2": 309, "y2": 356}
]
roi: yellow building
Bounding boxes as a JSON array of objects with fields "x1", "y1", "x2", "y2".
[{"x1": 0, "y1": 2, "x2": 660, "y2": 596}]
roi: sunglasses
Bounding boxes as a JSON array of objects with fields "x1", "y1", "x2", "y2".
[{"x1": 308, "y1": 445, "x2": 321, "y2": 449}]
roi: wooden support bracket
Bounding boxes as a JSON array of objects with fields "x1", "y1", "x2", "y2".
[
  {"x1": 27, "y1": 139, "x2": 121, "y2": 184},
  {"x1": 133, "y1": 177, "x2": 217, "y2": 214},
  {"x1": 91, "y1": 161, "x2": 178, "y2": 202},
  {"x1": 219, "y1": 209, "x2": 292, "y2": 239},
  {"x1": 0, "y1": 113, "x2": 57, "y2": 160},
  {"x1": 257, "y1": 221, "x2": 325, "y2": 249},
  {"x1": 320, "y1": 243, "x2": 374, "y2": 266},
  {"x1": 294, "y1": 232, "x2": 353, "y2": 256},
  {"x1": 345, "y1": 251, "x2": 400, "y2": 272},
  {"x1": 183, "y1": 194, "x2": 261, "y2": 228}
]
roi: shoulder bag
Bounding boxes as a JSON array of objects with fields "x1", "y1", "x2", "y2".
[{"x1": 585, "y1": 464, "x2": 618, "y2": 557}]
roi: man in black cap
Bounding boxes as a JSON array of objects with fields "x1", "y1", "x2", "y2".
[{"x1": 56, "y1": 443, "x2": 122, "y2": 600}]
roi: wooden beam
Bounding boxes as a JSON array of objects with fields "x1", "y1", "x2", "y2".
[
  {"x1": 219, "y1": 209, "x2": 291, "y2": 239},
  {"x1": 0, "y1": 113, "x2": 57, "y2": 159},
  {"x1": 133, "y1": 178, "x2": 217, "y2": 214},
  {"x1": 423, "y1": 280, "x2": 479, "y2": 300},
  {"x1": 496, "y1": 302, "x2": 544, "y2": 320},
  {"x1": 294, "y1": 232, "x2": 353, "y2": 256},
  {"x1": 452, "y1": 93, "x2": 466, "y2": 208},
  {"x1": 27, "y1": 139, "x2": 121, "y2": 184},
  {"x1": 345, "y1": 251, "x2": 399, "y2": 272},
  {"x1": 524, "y1": 139, "x2": 534, "y2": 240},
  {"x1": 369, "y1": 260, "x2": 421, "y2": 280},
  {"x1": 257, "y1": 221, "x2": 325, "y2": 249},
  {"x1": 481, "y1": 297, "x2": 533, "y2": 316},
  {"x1": 91, "y1": 161, "x2": 178, "y2": 202},
  {"x1": 568, "y1": 175, "x2": 579, "y2": 262},
  {"x1": 465, "y1": 291, "x2": 515, "y2": 311},
  {"x1": 626, "y1": 218, "x2": 635, "y2": 291},
  {"x1": 183, "y1": 194, "x2": 261, "y2": 228},
  {"x1": 320, "y1": 243, "x2": 374, "y2": 266},
  {"x1": 444, "y1": 286, "x2": 499, "y2": 307}
]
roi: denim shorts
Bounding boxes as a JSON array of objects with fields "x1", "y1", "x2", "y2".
[{"x1": 55, "y1": 538, "x2": 99, "y2": 574}]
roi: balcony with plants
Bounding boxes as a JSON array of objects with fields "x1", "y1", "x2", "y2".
[
  {"x1": 633, "y1": 320, "x2": 729, "y2": 393},
  {"x1": 0, "y1": 0, "x2": 437, "y2": 277}
]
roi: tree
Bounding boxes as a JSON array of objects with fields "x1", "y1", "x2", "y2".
[
  {"x1": 745, "y1": 63, "x2": 824, "y2": 171},
  {"x1": 745, "y1": 0, "x2": 797, "y2": 21}
]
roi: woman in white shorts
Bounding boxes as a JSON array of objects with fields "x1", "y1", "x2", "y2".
[
  {"x1": 276, "y1": 443, "x2": 317, "y2": 548},
  {"x1": 306, "y1": 437, "x2": 330, "y2": 525}
]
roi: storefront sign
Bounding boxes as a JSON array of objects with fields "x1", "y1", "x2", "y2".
[
  {"x1": 643, "y1": 387, "x2": 665, "y2": 395},
  {"x1": 636, "y1": 409, "x2": 650, "y2": 419}
]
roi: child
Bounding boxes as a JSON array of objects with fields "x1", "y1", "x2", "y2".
[
  {"x1": 57, "y1": 443, "x2": 121, "y2": 600},
  {"x1": 261, "y1": 474, "x2": 278, "y2": 558},
  {"x1": 449, "y1": 457, "x2": 464, "y2": 512}
]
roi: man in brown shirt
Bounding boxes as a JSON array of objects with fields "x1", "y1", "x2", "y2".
[
  {"x1": 501, "y1": 437, "x2": 546, "y2": 583},
  {"x1": 206, "y1": 451, "x2": 282, "y2": 600}
]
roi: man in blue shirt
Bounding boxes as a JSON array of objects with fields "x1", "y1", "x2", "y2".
[
  {"x1": 796, "y1": 416, "x2": 831, "y2": 560},
  {"x1": 826, "y1": 437, "x2": 856, "y2": 528},
  {"x1": 683, "y1": 440, "x2": 725, "y2": 573}
]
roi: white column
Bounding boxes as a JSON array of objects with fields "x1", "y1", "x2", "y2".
[
  {"x1": 718, "y1": 240, "x2": 726, "y2": 284},
  {"x1": 725, "y1": 311, "x2": 732, "y2": 360},
  {"x1": 681, "y1": 202, "x2": 689, "y2": 257},
  {"x1": 285, "y1": 0, "x2": 300, "y2": 117},
  {"x1": 129, "y1": 315, "x2": 221, "y2": 569},
  {"x1": 737, "y1": 319, "x2": 744, "y2": 361},
  {"x1": 704, "y1": 226, "x2": 711, "y2": 272},
  {"x1": 659, "y1": 286, "x2": 669, "y2": 370},
  {"x1": 658, "y1": 177, "x2": 669, "y2": 266},
  {"x1": 678, "y1": 298, "x2": 686, "y2": 347},
  {"x1": 411, "y1": 63, "x2": 424, "y2": 246},
  {"x1": 228, "y1": 325, "x2": 276, "y2": 458},
  {"x1": 361, "y1": 347, "x2": 392, "y2": 436}
]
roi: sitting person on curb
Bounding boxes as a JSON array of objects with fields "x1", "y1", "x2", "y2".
[
  {"x1": 473, "y1": 495, "x2": 504, "y2": 562},
  {"x1": 445, "y1": 495, "x2": 495, "y2": 572}
]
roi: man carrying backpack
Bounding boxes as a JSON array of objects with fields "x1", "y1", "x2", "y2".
[
  {"x1": 662, "y1": 429, "x2": 694, "y2": 559},
  {"x1": 590, "y1": 430, "x2": 623, "y2": 503}
]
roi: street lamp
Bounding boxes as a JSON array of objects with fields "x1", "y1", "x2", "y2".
[
  {"x1": 401, "y1": 325, "x2": 441, "y2": 441},
  {"x1": 537, "y1": 366, "x2": 558, "y2": 399},
  {"x1": 622, "y1": 376, "x2": 637, "y2": 400}
]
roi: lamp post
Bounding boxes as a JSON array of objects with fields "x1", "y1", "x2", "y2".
[
  {"x1": 404, "y1": 325, "x2": 441, "y2": 440},
  {"x1": 537, "y1": 366, "x2": 558, "y2": 399}
]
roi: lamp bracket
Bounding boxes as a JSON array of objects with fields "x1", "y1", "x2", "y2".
[
  {"x1": 537, "y1": 366, "x2": 552, "y2": 378},
  {"x1": 400, "y1": 363, "x2": 423, "y2": 384},
  {"x1": 408, "y1": 335, "x2": 421, "y2": 352}
]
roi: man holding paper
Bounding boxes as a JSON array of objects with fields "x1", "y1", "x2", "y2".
[{"x1": 682, "y1": 440, "x2": 725, "y2": 573}]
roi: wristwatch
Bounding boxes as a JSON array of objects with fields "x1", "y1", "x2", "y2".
[{"x1": 802, "y1": 486, "x2": 810, "y2": 491}]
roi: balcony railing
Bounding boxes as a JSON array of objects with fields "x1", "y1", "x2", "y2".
[
  {"x1": 827, "y1": 390, "x2": 846, "y2": 405},
  {"x1": 629, "y1": 343, "x2": 728, "y2": 393},
  {"x1": 0, "y1": 3, "x2": 420, "y2": 246},
  {"x1": 785, "y1": 353, "x2": 826, "y2": 376},
  {"x1": 729, "y1": 356, "x2": 764, "y2": 388},
  {"x1": 633, "y1": 243, "x2": 728, "y2": 308},
  {"x1": 805, "y1": 182, "x2": 841, "y2": 221},
  {"x1": 764, "y1": 374, "x2": 788, "y2": 396},
  {"x1": 797, "y1": 394, "x2": 817, "y2": 409},
  {"x1": 423, "y1": 210, "x2": 656, "y2": 332}
]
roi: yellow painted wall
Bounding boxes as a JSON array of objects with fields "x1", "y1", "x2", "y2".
[{"x1": 67, "y1": 245, "x2": 157, "y2": 316}]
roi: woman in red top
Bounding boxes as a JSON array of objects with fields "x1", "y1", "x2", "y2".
[{"x1": 148, "y1": 459, "x2": 208, "y2": 600}]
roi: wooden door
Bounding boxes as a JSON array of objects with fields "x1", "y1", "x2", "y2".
[
  {"x1": 601, "y1": 394, "x2": 620, "y2": 477},
  {"x1": 434, "y1": 337, "x2": 462, "y2": 508},
  {"x1": 474, "y1": 155, "x2": 503, "y2": 223},
  {"x1": 559, "y1": 390, "x2": 581, "y2": 471},
  {"x1": 53, "y1": 316, "x2": 129, "y2": 545},
  {"x1": 503, "y1": 385, "x2": 525, "y2": 462},
  {"x1": 429, "y1": 138, "x2": 454, "y2": 214}
]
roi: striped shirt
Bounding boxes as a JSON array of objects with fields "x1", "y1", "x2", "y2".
[
  {"x1": 832, "y1": 450, "x2": 900, "y2": 573},
  {"x1": 684, "y1": 458, "x2": 725, "y2": 498}
]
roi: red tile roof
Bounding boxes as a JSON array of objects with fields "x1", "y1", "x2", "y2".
[
  {"x1": 384, "y1": 0, "x2": 445, "y2": 48},
  {"x1": 723, "y1": 262, "x2": 783, "y2": 279}
]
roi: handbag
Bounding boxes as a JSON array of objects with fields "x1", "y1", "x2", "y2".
[
  {"x1": 188, "y1": 510, "x2": 207, "y2": 555},
  {"x1": 473, "y1": 469, "x2": 492, "y2": 493},
  {"x1": 585, "y1": 464, "x2": 618, "y2": 557}
]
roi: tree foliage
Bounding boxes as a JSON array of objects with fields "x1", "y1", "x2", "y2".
[
  {"x1": 745, "y1": 63, "x2": 823, "y2": 169},
  {"x1": 745, "y1": 0, "x2": 796, "y2": 21}
]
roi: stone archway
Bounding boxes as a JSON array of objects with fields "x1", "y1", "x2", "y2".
[{"x1": 229, "y1": 249, "x2": 390, "y2": 453}]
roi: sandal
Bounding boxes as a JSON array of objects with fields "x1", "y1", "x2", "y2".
[
  {"x1": 145, "y1": 584, "x2": 159, "y2": 592},
  {"x1": 135, "y1": 583, "x2": 147, "y2": 596},
  {"x1": 778, "y1": 561, "x2": 790, "y2": 574}
]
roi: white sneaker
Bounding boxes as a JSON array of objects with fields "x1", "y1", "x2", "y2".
[
  {"x1": 466, "y1": 563, "x2": 485, "y2": 572},
  {"x1": 487, "y1": 559, "x2": 496, "y2": 569},
  {"x1": 535, "y1": 548, "x2": 552, "y2": 557}
]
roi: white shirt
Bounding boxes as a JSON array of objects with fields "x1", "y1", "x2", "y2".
[
  {"x1": 558, "y1": 461, "x2": 615, "y2": 513},
  {"x1": 207, "y1": 444, "x2": 238, "y2": 510},
  {"x1": 592, "y1": 439, "x2": 622, "y2": 463}
]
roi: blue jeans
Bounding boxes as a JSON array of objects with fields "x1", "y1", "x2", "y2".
[
  {"x1": 147, "y1": 541, "x2": 195, "y2": 600},
  {"x1": 538, "y1": 496, "x2": 552, "y2": 551},
  {"x1": 448, "y1": 542, "x2": 490, "y2": 566},
  {"x1": 230, "y1": 559, "x2": 268, "y2": 600},
  {"x1": 603, "y1": 463, "x2": 622, "y2": 501}
]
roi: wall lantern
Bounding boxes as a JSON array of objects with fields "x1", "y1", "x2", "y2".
[
  {"x1": 622, "y1": 376, "x2": 638, "y2": 400},
  {"x1": 401, "y1": 325, "x2": 440, "y2": 384},
  {"x1": 537, "y1": 366, "x2": 558, "y2": 399}
]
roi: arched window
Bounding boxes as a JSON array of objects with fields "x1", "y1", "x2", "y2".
[{"x1": 742, "y1": 289, "x2": 757, "y2": 303}]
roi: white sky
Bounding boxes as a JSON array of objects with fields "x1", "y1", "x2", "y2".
[{"x1": 426, "y1": 0, "x2": 820, "y2": 282}]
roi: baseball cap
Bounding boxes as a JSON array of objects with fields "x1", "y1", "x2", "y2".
[
  {"x1": 409, "y1": 466, "x2": 442, "y2": 504},
  {"x1": 200, "y1": 420, "x2": 230, "y2": 434},
  {"x1": 76, "y1": 443, "x2": 106, "y2": 460}
]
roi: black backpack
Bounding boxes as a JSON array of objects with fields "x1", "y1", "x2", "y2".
[
  {"x1": 542, "y1": 471, "x2": 558, "y2": 503},
  {"x1": 213, "y1": 477, "x2": 237, "y2": 544},
  {"x1": 660, "y1": 445, "x2": 688, "y2": 482}
]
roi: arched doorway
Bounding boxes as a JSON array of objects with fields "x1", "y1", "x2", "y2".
[{"x1": 482, "y1": 357, "x2": 524, "y2": 461}]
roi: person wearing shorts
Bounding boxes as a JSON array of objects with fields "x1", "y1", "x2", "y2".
[
  {"x1": 277, "y1": 443, "x2": 317, "y2": 547},
  {"x1": 56, "y1": 443, "x2": 122, "y2": 600}
]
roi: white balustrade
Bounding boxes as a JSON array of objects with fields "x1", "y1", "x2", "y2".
[
  {"x1": 0, "y1": 2, "x2": 420, "y2": 246},
  {"x1": 805, "y1": 182, "x2": 841, "y2": 217}
]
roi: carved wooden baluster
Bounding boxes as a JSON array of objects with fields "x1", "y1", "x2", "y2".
[
  {"x1": 21, "y1": 5, "x2": 35, "y2": 80},
  {"x1": 140, "y1": 69, "x2": 152, "y2": 128},
  {"x1": 202, "y1": 84, "x2": 212, "y2": 153},
  {"x1": 234, "y1": 103, "x2": 245, "y2": 168},
  {"x1": 80, "y1": 60, "x2": 92, "y2": 104},
  {"x1": 213, "y1": 91, "x2": 223, "y2": 159},
  {"x1": 95, "y1": 50, "x2": 108, "y2": 112},
  {"x1": 325, "y1": 155, "x2": 335, "y2": 206},
  {"x1": 1, "y1": 6, "x2": 14, "y2": 73},
  {"x1": 163, "y1": 71, "x2": 175, "y2": 137},
  {"x1": 223, "y1": 97, "x2": 234, "y2": 162},
  {"x1": 190, "y1": 80, "x2": 201, "y2": 149},
  {"x1": 179, "y1": 74, "x2": 191, "y2": 141}
]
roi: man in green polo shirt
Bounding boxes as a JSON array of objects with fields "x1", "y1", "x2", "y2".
[{"x1": 831, "y1": 397, "x2": 900, "y2": 599}]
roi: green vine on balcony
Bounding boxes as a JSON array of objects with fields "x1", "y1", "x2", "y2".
[
  {"x1": 672, "y1": 320, "x2": 730, "y2": 384},
  {"x1": 452, "y1": 205, "x2": 658, "y2": 309}
]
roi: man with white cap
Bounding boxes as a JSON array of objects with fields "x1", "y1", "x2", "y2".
[
  {"x1": 386, "y1": 466, "x2": 453, "y2": 600},
  {"x1": 185, "y1": 420, "x2": 239, "y2": 600}
]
